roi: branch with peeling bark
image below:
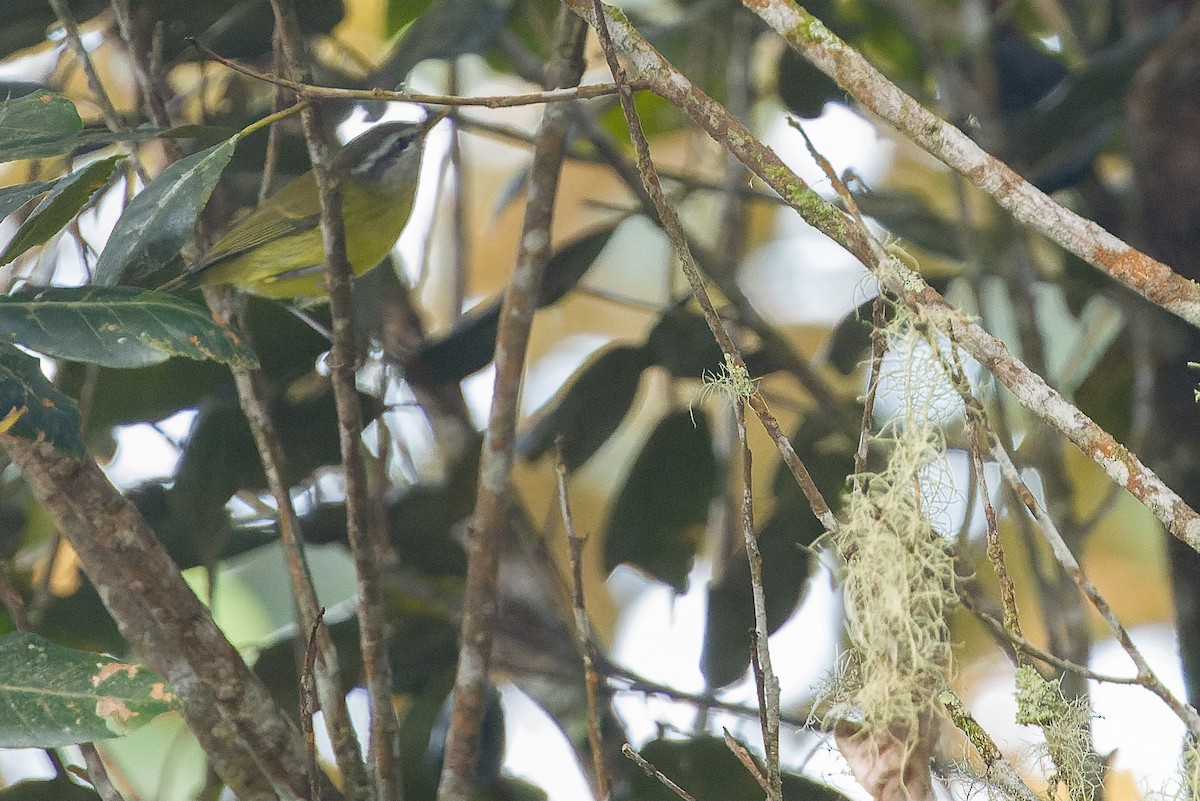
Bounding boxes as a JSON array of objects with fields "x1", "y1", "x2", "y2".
[
  {"x1": 561, "y1": 0, "x2": 1200, "y2": 557},
  {"x1": 742, "y1": 0, "x2": 1200, "y2": 330}
]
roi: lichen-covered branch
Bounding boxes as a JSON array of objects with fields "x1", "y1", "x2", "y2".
[
  {"x1": 743, "y1": 0, "x2": 1200, "y2": 330},
  {"x1": 561, "y1": 0, "x2": 1200, "y2": 556}
]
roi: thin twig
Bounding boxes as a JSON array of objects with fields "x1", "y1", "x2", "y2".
[
  {"x1": 623, "y1": 744, "x2": 699, "y2": 801},
  {"x1": 734, "y1": 400, "x2": 782, "y2": 801},
  {"x1": 562, "y1": 0, "x2": 1200, "y2": 555},
  {"x1": 301, "y1": 608, "x2": 326, "y2": 801},
  {"x1": 555, "y1": 444, "x2": 612, "y2": 801},
  {"x1": 437, "y1": 10, "x2": 588, "y2": 801},
  {"x1": 581, "y1": 0, "x2": 839, "y2": 536},
  {"x1": 939, "y1": 687, "x2": 1041, "y2": 801},
  {"x1": 267, "y1": 1, "x2": 399, "y2": 798},
  {"x1": 958, "y1": 589, "x2": 1145, "y2": 685},
  {"x1": 191, "y1": 40, "x2": 633, "y2": 109},
  {"x1": 722, "y1": 728, "x2": 771, "y2": 796}
]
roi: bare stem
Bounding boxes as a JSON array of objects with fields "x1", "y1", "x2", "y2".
[{"x1": 436, "y1": 9, "x2": 588, "y2": 801}]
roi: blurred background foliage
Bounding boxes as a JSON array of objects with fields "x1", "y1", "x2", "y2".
[{"x1": 0, "y1": 0, "x2": 1196, "y2": 798}]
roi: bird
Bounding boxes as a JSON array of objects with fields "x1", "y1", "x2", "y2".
[{"x1": 161, "y1": 112, "x2": 444, "y2": 299}]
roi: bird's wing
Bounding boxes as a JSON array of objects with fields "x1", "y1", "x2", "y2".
[{"x1": 193, "y1": 174, "x2": 322, "y2": 270}]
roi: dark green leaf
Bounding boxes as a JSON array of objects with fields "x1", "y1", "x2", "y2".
[
  {"x1": 702, "y1": 495, "x2": 823, "y2": 687},
  {"x1": 0, "y1": 155, "x2": 125, "y2": 267},
  {"x1": 825, "y1": 297, "x2": 874, "y2": 376},
  {"x1": 604, "y1": 409, "x2": 717, "y2": 592},
  {"x1": 0, "y1": 632, "x2": 176, "y2": 748},
  {"x1": 771, "y1": 408, "x2": 857, "y2": 503},
  {"x1": 93, "y1": 135, "x2": 239, "y2": 287},
  {"x1": 0, "y1": 343, "x2": 83, "y2": 456},
  {"x1": 539, "y1": 225, "x2": 616, "y2": 306},
  {"x1": 0, "y1": 286, "x2": 258, "y2": 369},
  {"x1": 518, "y1": 345, "x2": 652, "y2": 472},
  {"x1": 0, "y1": 777, "x2": 101, "y2": 801},
  {"x1": 0, "y1": 180, "x2": 58, "y2": 220},
  {"x1": 626, "y1": 737, "x2": 854, "y2": 801},
  {"x1": 414, "y1": 227, "x2": 614, "y2": 383},
  {"x1": 415, "y1": 299, "x2": 501, "y2": 383},
  {"x1": 0, "y1": 94, "x2": 82, "y2": 163},
  {"x1": 778, "y1": 45, "x2": 843, "y2": 119},
  {"x1": 55, "y1": 358, "x2": 230, "y2": 433},
  {"x1": 854, "y1": 190, "x2": 965, "y2": 261}
]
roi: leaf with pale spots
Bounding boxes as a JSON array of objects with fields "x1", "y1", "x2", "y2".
[
  {"x1": 0, "y1": 286, "x2": 258, "y2": 369},
  {"x1": 0, "y1": 632, "x2": 176, "y2": 747}
]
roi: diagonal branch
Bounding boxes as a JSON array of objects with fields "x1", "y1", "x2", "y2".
[
  {"x1": 436, "y1": 9, "x2": 588, "y2": 801},
  {"x1": 743, "y1": 0, "x2": 1200, "y2": 330},
  {"x1": 561, "y1": 0, "x2": 1200, "y2": 556}
]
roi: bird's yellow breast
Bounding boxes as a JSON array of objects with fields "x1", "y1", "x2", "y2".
[{"x1": 195, "y1": 177, "x2": 417, "y2": 300}]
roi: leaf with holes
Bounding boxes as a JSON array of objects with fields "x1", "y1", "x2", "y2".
[
  {"x1": 0, "y1": 632, "x2": 176, "y2": 748},
  {"x1": 0, "y1": 286, "x2": 258, "y2": 369}
]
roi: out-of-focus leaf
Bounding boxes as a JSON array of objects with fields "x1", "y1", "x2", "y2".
[
  {"x1": 518, "y1": 345, "x2": 652, "y2": 472},
  {"x1": 1016, "y1": 10, "x2": 1175, "y2": 166},
  {"x1": 414, "y1": 299, "x2": 501, "y2": 383},
  {"x1": 702, "y1": 495, "x2": 823, "y2": 687},
  {"x1": 0, "y1": 180, "x2": 58, "y2": 220},
  {"x1": 771, "y1": 406, "x2": 858, "y2": 504},
  {"x1": 823, "y1": 297, "x2": 874, "y2": 376},
  {"x1": 626, "y1": 737, "x2": 854, "y2": 801},
  {"x1": 778, "y1": 45, "x2": 842, "y2": 119},
  {"x1": 853, "y1": 191, "x2": 965, "y2": 262},
  {"x1": 424, "y1": 684, "x2": 506, "y2": 785},
  {"x1": 379, "y1": 0, "x2": 509, "y2": 78},
  {"x1": 56, "y1": 358, "x2": 230, "y2": 434},
  {"x1": 93, "y1": 135, "x2": 239, "y2": 287},
  {"x1": 600, "y1": 92, "x2": 683, "y2": 142},
  {"x1": 0, "y1": 777, "x2": 101, "y2": 801},
  {"x1": 0, "y1": 343, "x2": 82, "y2": 456},
  {"x1": 414, "y1": 227, "x2": 615, "y2": 383},
  {"x1": 0, "y1": 287, "x2": 258, "y2": 369},
  {"x1": 539, "y1": 226, "x2": 616, "y2": 306},
  {"x1": 0, "y1": 155, "x2": 124, "y2": 267},
  {"x1": 0, "y1": 94, "x2": 82, "y2": 163},
  {"x1": 0, "y1": 632, "x2": 176, "y2": 748},
  {"x1": 604, "y1": 409, "x2": 717, "y2": 592}
]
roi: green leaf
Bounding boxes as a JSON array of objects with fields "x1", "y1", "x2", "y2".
[
  {"x1": 0, "y1": 286, "x2": 259, "y2": 369},
  {"x1": 518, "y1": 345, "x2": 652, "y2": 472},
  {"x1": 626, "y1": 737, "x2": 854, "y2": 801},
  {"x1": 0, "y1": 343, "x2": 83, "y2": 456},
  {"x1": 0, "y1": 94, "x2": 83, "y2": 163},
  {"x1": 414, "y1": 227, "x2": 614, "y2": 384},
  {"x1": 604, "y1": 409, "x2": 717, "y2": 592},
  {"x1": 0, "y1": 777, "x2": 101, "y2": 801},
  {"x1": 93, "y1": 135, "x2": 240, "y2": 287},
  {"x1": 777, "y1": 45, "x2": 842, "y2": 119},
  {"x1": 538, "y1": 225, "x2": 615, "y2": 306},
  {"x1": 702, "y1": 495, "x2": 822, "y2": 687},
  {"x1": 0, "y1": 180, "x2": 59, "y2": 220},
  {"x1": 0, "y1": 632, "x2": 177, "y2": 747},
  {"x1": 0, "y1": 155, "x2": 125, "y2": 267}
]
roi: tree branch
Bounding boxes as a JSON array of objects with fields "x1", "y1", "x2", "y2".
[
  {"x1": 5, "y1": 439, "x2": 310, "y2": 800},
  {"x1": 436, "y1": 9, "x2": 588, "y2": 801},
  {"x1": 743, "y1": 0, "x2": 1200, "y2": 330},
  {"x1": 562, "y1": 0, "x2": 1200, "y2": 555}
]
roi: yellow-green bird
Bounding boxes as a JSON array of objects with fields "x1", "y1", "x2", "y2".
[{"x1": 163, "y1": 113, "x2": 443, "y2": 299}]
